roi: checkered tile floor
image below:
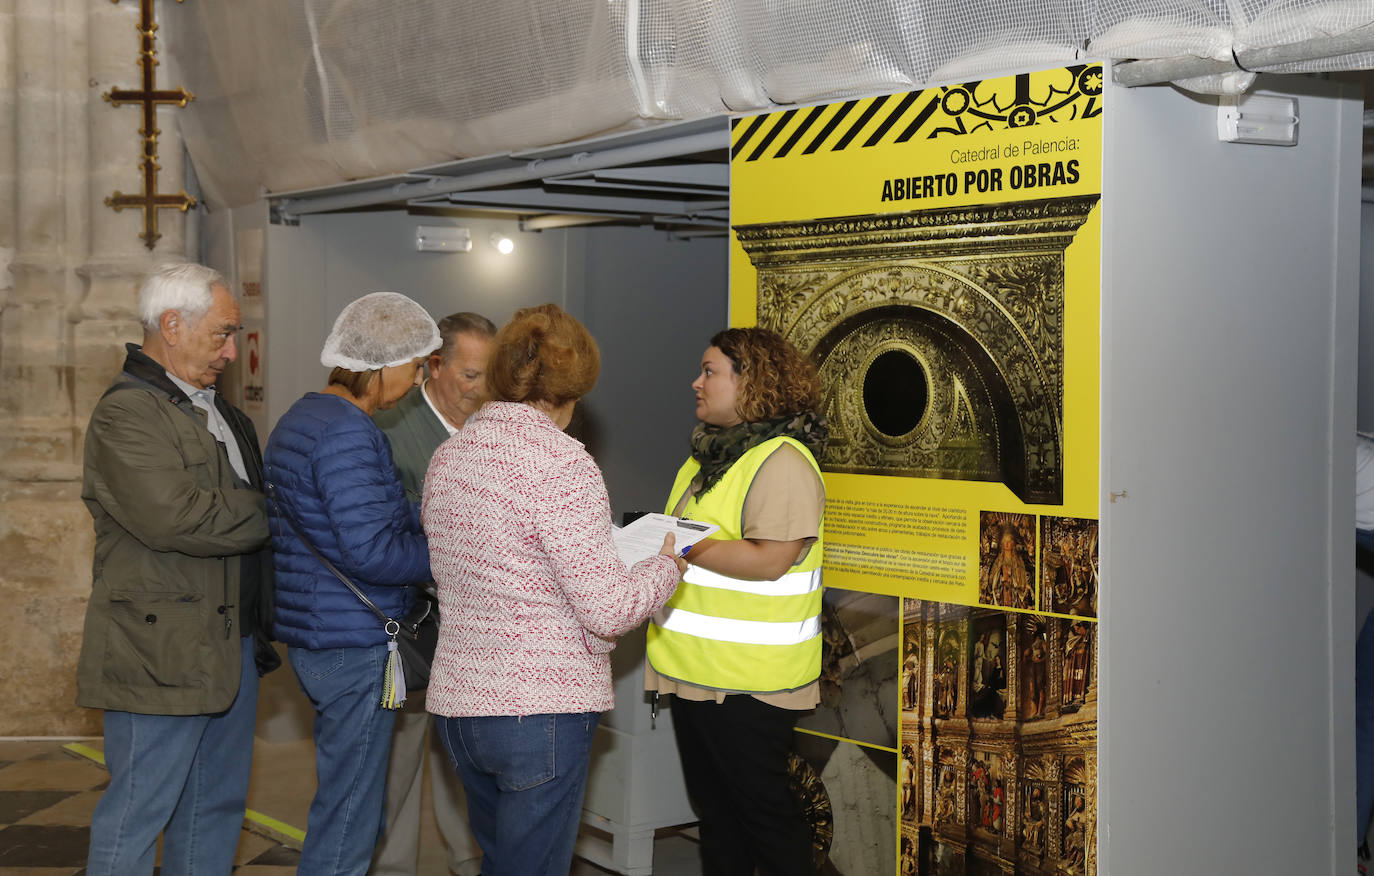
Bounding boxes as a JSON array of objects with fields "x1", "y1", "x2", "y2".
[{"x1": 0, "y1": 739, "x2": 301, "y2": 874}]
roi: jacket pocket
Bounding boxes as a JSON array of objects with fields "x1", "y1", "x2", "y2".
[
  {"x1": 583, "y1": 629, "x2": 616, "y2": 655},
  {"x1": 175, "y1": 426, "x2": 218, "y2": 486},
  {"x1": 102, "y1": 591, "x2": 202, "y2": 689},
  {"x1": 179, "y1": 438, "x2": 209, "y2": 465}
]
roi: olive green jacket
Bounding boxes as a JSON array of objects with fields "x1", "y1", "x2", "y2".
[
  {"x1": 76, "y1": 345, "x2": 272, "y2": 715},
  {"x1": 373, "y1": 383, "x2": 450, "y2": 502}
]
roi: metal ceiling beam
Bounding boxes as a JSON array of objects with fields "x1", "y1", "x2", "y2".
[
  {"x1": 411, "y1": 200, "x2": 648, "y2": 222},
  {"x1": 573, "y1": 163, "x2": 729, "y2": 187},
  {"x1": 275, "y1": 123, "x2": 729, "y2": 218},
  {"x1": 667, "y1": 229, "x2": 729, "y2": 239},
  {"x1": 430, "y1": 188, "x2": 728, "y2": 216},
  {"x1": 652, "y1": 213, "x2": 729, "y2": 227},
  {"x1": 544, "y1": 177, "x2": 728, "y2": 198},
  {"x1": 408, "y1": 197, "x2": 727, "y2": 232},
  {"x1": 519, "y1": 214, "x2": 624, "y2": 231}
]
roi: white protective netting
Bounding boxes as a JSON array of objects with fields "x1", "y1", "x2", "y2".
[{"x1": 165, "y1": 0, "x2": 1374, "y2": 207}]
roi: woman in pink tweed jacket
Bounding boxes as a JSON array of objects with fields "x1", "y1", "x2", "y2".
[{"x1": 421, "y1": 303, "x2": 684, "y2": 876}]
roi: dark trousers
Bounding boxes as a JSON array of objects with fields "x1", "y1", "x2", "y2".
[{"x1": 670, "y1": 695, "x2": 816, "y2": 876}]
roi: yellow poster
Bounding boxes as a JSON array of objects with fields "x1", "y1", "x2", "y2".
[
  {"x1": 731, "y1": 66, "x2": 1102, "y2": 875},
  {"x1": 731, "y1": 65, "x2": 1102, "y2": 614}
]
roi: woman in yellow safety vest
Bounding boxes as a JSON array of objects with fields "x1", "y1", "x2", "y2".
[{"x1": 645, "y1": 326, "x2": 828, "y2": 875}]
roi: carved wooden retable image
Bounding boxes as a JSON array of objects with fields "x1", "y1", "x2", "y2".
[{"x1": 735, "y1": 195, "x2": 1099, "y2": 506}]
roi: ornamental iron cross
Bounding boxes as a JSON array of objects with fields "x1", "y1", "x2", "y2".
[{"x1": 104, "y1": 0, "x2": 194, "y2": 250}]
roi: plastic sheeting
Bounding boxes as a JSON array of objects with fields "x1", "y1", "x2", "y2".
[{"x1": 164, "y1": 0, "x2": 1374, "y2": 207}]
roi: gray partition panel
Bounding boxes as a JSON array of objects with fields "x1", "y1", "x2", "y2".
[{"x1": 1099, "y1": 74, "x2": 1360, "y2": 874}]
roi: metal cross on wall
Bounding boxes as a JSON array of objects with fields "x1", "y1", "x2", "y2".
[{"x1": 104, "y1": 0, "x2": 195, "y2": 250}]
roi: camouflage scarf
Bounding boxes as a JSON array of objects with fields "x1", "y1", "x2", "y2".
[{"x1": 689, "y1": 411, "x2": 828, "y2": 496}]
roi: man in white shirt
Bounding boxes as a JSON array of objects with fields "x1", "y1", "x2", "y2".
[{"x1": 372, "y1": 312, "x2": 496, "y2": 876}]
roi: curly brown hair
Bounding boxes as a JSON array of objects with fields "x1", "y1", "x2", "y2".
[
  {"x1": 710, "y1": 327, "x2": 821, "y2": 422},
  {"x1": 488, "y1": 303, "x2": 599, "y2": 406}
]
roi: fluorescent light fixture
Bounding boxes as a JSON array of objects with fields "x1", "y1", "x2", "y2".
[
  {"x1": 416, "y1": 225, "x2": 471, "y2": 252},
  {"x1": 490, "y1": 233, "x2": 515, "y2": 255},
  {"x1": 1217, "y1": 94, "x2": 1298, "y2": 146}
]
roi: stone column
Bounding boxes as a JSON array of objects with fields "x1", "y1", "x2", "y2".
[
  {"x1": 77, "y1": 0, "x2": 147, "y2": 416},
  {"x1": 0, "y1": 0, "x2": 14, "y2": 291},
  {"x1": 0, "y1": 0, "x2": 190, "y2": 736}
]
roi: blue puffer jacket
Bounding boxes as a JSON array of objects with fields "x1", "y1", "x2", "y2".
[{"x1": 265, "y1": 392, "x2": 431, "y2": 649}]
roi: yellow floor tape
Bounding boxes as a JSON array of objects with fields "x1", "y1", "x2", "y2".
[{"x1": 61, "y1": 740, "x2": 307, "y2": 846}]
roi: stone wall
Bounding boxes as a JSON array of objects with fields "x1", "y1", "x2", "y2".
[{"x1": 0, "y1": 0, "x2": 194, "y2": 736}]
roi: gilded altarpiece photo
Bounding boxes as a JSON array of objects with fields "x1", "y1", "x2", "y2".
[
  {"x1": 978, "y1": 510, "x2": 1037, "y2": 612},
  {"x1": 900, "y1": 598, "x2": 1097, "y2": 876},
  {"x1": 735, "y1": 195, "x2": 1097, "y2": 508},
  {"x1": 1040, "y1": 516, "x2": 1099, "y2": 617}
]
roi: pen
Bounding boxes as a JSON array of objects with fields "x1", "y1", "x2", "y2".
[{"x1": 676, "y1": 519, "x2": 709, "y2": 531}]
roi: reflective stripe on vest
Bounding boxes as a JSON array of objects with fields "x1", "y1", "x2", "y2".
[
  {"x1": 646, "y1": 436, "x2": 824, "y2": 693},
  {"x1": 683, "y1": 565, "x2": 821, "y2": 597},
  {"x1": 652, "y1": 605, "x2": 822, "y2": 646}
]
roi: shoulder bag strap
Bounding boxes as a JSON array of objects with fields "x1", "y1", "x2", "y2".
[{"x1": 266, "y1": 483, "x2": 392, "y2": 626}]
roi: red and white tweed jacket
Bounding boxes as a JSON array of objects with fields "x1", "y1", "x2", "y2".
[{"x1": 421, "y1": 401, "x2": 678, "y2": 717}]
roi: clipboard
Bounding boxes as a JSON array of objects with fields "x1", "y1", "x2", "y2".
[{"x1": 612, "y1": 512, "x2": 718, "y2": 566}]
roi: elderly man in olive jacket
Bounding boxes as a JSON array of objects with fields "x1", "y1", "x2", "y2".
[{"x1": 76, "y1": 262, "x2": 276, "y2": 876}]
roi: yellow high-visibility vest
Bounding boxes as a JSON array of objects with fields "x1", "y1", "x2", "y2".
[{"x1": 646, "y1": 436, "x2": 824, "y2": 693}]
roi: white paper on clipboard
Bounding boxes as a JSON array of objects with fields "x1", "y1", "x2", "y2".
[{"x1": 612, "y1": 513, "x2": 718, "y2": 567}]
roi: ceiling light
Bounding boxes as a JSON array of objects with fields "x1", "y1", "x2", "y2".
[{"x1": 415, "y1": 225, "x2": 470, "y2": 252}]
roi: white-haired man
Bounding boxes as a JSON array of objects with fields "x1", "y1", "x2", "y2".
[{"x1": 77, "y1": 262, "x2": 276, "y2": 874}]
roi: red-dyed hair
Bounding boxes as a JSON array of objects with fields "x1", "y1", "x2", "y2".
[{"x1": 487, "y1": 304, "x2": 600, "y2": 406}]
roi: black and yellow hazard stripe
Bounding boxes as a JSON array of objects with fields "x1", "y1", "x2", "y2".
[{"x1": 731, "y1": 65, "x2": 1103, "y2": 163}]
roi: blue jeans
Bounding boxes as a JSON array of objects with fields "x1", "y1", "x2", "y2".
[
  {"x1": 291, "y1": 643, "x2": 398, "y2": 876},
  {"x1": 435, "y1": 712, "x2": 599, "y2": 876},
  {"x1": 86, "y1": 637, "x2": 258, "y2": 876}
]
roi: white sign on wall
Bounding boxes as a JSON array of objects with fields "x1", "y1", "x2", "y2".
[
  {"x1": 243, "y1": 328, "x2": 264, "y2": 413},
  {"x1": 236, "y1": 228, "x2": 265, "y2": 414}
]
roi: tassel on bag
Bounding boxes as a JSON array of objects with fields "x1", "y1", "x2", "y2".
[{"x1": 381, "y1": 637, "x2": 407, "y2": 710}]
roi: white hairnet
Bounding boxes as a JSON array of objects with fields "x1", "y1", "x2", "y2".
[{"x1": 320, "y1": 291, "x2": 441, "y2": 371}]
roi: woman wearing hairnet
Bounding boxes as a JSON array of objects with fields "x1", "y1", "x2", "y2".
[{"x1": 264, "y1": 292, "x2": 438, "y2": 875}]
